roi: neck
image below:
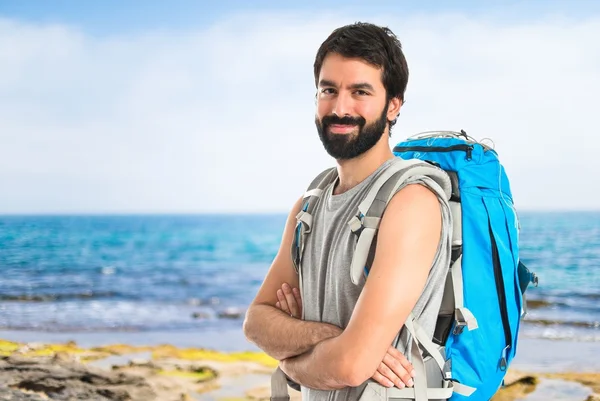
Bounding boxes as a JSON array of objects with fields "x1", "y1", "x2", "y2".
[{"x1": 333, "y1": 138, "x2": 394, "y2": 195}]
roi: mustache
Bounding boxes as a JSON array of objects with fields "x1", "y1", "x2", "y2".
[{"x1": 321, "y1": 114, "x2": 366, "y2": 127}]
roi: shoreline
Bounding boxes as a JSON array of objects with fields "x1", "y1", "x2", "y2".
[
  {"x1": 2, "y1": 329, "x2": 599, "y2": 373},
  {"x1": 0, "y1": 333, "x2": 599, "y2": 400}
]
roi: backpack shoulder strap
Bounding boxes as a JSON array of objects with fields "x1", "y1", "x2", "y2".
[
  {"x1": 291, "y1": 167, "x2": 338, "y2": 273},
  {"x1": 348, "y1": 158, "x2": 451, "y2": 284}
]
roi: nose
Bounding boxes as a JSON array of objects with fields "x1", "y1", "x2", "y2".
[{"x1": 332, "y1": 92, "x2": 352, "y2": 117}]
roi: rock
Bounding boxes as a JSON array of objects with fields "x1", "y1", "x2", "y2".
[
  {"x1": 16, "y1": 343, "x2": 46, "y2": 354},
  {"x1": 53, "y1": 351, "x2": 78, "y2": 364},
  {"x1": 0, "y1": 355, "x2": 156, "y2": 400},
  {"x1": 491, "y1": 375, "x2": 538, "y2": 401},
  {"x1": 128, "y1": 358, "x2": 152, "y2": 367},
  {"x1": 217, "y1": 307, "x2": 244, "y2": 319},
  {"x1": 179, "y1": 393, "x2": 194, "y2": 401},
  {"x1": 0, "y1": 387, "x2": 48, "y2": 400},
  {"x1": 586, "y1": 394, "x2": 600, "y2": 401}
]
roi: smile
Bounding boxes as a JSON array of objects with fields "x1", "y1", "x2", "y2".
[{"x1": 329, "y1": 124, "x2": 357, "y2": 134}]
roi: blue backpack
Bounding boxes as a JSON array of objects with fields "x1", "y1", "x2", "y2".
[{"x1": 392, "y1": 130, "x2": 538, "y2": 400}]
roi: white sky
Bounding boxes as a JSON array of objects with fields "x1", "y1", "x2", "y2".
[{"x1": 0, "y1": 11, "x2": 598, "y2": 213}]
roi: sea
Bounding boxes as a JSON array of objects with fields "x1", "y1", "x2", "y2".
[{"x1": 0, "y1": 212, "x2": 598, "y2": 351}]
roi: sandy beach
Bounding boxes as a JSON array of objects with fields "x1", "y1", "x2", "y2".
[{"x1": 0, "y1": 332, "x2": 599, "y2": 401}]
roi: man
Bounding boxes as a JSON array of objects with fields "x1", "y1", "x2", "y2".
[{"x1": 243, "y1": 22, "x2": 452, "y2": 400}]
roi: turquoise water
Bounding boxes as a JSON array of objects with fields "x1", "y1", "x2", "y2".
[{"x1": 0, "y1": 212, "x2": 598, "y2": 342}]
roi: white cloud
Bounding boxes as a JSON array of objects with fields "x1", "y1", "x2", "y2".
[{"x1": 0, "y1": 11, "x2": 598, "y2": 213}]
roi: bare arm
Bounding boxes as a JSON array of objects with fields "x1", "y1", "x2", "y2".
[
  {"x1": 280, "y1": 184, "x2": 445, "y2": 388},
  {"x1": 243, "y1": 197, "x2": 343, "y2": 360},
  {"x1": 245, "y1": 304, "x2": 342, "y2": 360}
]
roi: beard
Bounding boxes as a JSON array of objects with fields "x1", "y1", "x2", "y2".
[{"x1": 315, "y1": 104, "x2": 389, "y2": 160}]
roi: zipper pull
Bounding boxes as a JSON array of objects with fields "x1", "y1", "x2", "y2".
[
  {"x1": 466, "y1": 145, "x2": 473, "y2": 161},
  {"x1": 499, "y1": 345, "x2": 510, "y2": 371}
]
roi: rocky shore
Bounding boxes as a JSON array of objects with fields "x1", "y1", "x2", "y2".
[{"x1": 0, "y1": 339, "x2": 598, "y2": 400}]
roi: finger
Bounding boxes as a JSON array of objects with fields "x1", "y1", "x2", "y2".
[
  {"x1": 275, "y1": 301, "x2": 281, "y2": 309},
  {"x1": 387, "y1": 346, "x2": 416, "y2": 378},
  {"x1": 371, "y1": 370, "x2": 394, "y2": 388},
  {"x1": 292, "y1": 288, "x2": 303, "y2": 314},
  {"x1": 377, "y1": 361, "x2": 405, "y2": 389},
  {"x1": 282, "y1": 283, "x2": 299, "y2": 317},
  {"x1": 277, "y1": 289, "x2": 290, "y2": 315},
  {"x1": 292, "y1": 288, "x2": 303, "y2": 317},
  {"x1": 383, "y1": 352, "x2": 414, "y2": 387},
  {"x1": 292, "y1": 287, "x2": 302, "y2": 304}
]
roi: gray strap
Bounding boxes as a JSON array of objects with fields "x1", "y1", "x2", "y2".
[
  {"x1": 306, "y1": 167, "x2": 338, "y2": 194},
  {"x1": 405, "y1": 318, "x2": 428, "y2": 401},
  {"x1": 348, "y1": 216, "x2": 381, "y2": 233},
  {"x1": 449, "y1": 200, "x2": 462, "y2": 246},
  {"x1": 304, "y1": 188, "x2": 324, "y2": 198},
  {"x1": 296, "y1": 211, "x2": 313, "y2": 232},
  {"x1": 270, "y1": 367, "x2": 290, "y2": 401},
  {"x1": 292, "y1": 167, "x2": 338, "y2": 272},
  {"x1": 455, "y1": 307, "x2": 478, "y2": 332},
  {"x1": 384, "y1": 165, "x2": 452, "y2": 204},
  {"x1": 438, "y1": 270, "x2": 455, "y2": 317},
  {"x1": 451, "y1": 255, "x2": 478, "y2": 333},
  {"x1": 350, "y1": 227, "x2": 378, "y2": 285},
  {"x1": 387, "y1": 386, "x2": 454, "y2": 400},
  {"x1": 448, "y1": 198, "x2": 477, "y2": 333},
  {"x1": 356, "y1": 159, "x2": 423, "y2": 217},
  {"x1": 392, "y1": 316, "x2": 455, "y2": 401},
  {"x1": 452, "y1": 382, "x2": 476, "y2": 397},
  {"x1": 363, "y1": 216, "x2": 381, "y2": 229},
  {"x1": 451, "y1": 256, "x2": 464, "y2": 312},
  {"x1": 406, "y1": 317, "x2": 446, "y2": 374}
]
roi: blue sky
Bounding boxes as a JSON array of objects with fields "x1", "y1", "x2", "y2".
[
  {"x1": 1, "y1": 1, "x2": 599, "y2": 213},
  {"x1": 2, "y1": 0, "x2": 598, "y2": 34}
]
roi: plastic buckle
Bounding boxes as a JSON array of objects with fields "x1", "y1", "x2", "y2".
[
  {"x1": 348, "y1": 214, "x2": 365, "y2": 236},
  {"x1": 453, "y1": 320, "x2": 466, "y2": 335}
]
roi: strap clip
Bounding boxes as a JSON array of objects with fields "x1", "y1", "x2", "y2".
[
  {"x1": 453, "y1": 320, "x2": 467, "y2": 335},
  {"x1": 348, "y1": 213, "x2": 365, "y2": 236}
]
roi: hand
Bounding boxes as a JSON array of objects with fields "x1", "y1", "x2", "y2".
[
  {"x1": 275, "y1": 283, "x2": 415, "y2": 389},
  {"x1": 372, "y1": 346, "x2": 416, "y2": 389},
  {"x1": 275, "y1": 283, "x2": 302, "y2": 318}
]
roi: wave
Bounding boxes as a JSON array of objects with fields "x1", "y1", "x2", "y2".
[
  {"x1": 0, "y1": 291, "x2": 131, "y2": 302},
  {"x1": 524, "y1": 318, "x2": 600, "y2": 329}
]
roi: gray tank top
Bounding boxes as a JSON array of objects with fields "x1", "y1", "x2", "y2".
[{"x1": 299, "y1": 158, "x2": 453, "y2": 401}]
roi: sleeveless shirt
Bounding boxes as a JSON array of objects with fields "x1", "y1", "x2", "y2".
[{"x1": 299, "y1": 158, "x2": 453, "y2": 401}]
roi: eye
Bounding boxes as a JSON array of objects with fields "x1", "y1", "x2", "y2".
[
  {"x1": 320, "y1": 88, "x2": 336, "y2": 95},
  {"x1": 354, "y1": 90, "x2": 369, "y2": 96}
]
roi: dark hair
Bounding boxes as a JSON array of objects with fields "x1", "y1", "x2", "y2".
[{"x1": 314, "y1": 22, "x2": 409, "y2": 130}]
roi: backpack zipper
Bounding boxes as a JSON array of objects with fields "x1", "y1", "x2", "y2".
[
  {"x1": 488, "y1": 220, "x2": 512, "y2": 371},
  {"x1": 393, "y1": 144, "x2": 474, "y2": 160}
]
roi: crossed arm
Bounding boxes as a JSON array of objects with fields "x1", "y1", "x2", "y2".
[{"x1": 243, "y1": 184, "x2": 442, "y2": 390}]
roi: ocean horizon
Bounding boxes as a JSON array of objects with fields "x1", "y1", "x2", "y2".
[{"x1": 1, "y1": 211, "x2": 598, "y2": 349}]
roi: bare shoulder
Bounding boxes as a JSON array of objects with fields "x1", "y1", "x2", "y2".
[
  {"x1": 385, "y1": 183, "x2": 441, "y2": 221},
  {"x1": 374, "y1": 182, "x2": 443, "y2": 262}
]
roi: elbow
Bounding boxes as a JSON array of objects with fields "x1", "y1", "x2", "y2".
[
  {"x1": 341, "y1": 367, "x2": 372, "y2": 388},
  {"x1": 242, "y1": 305, "x2": 257, "y2": 342},
  {"x1": 242, "y1": 305, "x2": 288, "y2": 360},
  {"x1": 337, "y1": 350, "x2": 377, "y2": 388}
]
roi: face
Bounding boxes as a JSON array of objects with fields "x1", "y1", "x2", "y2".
[{"x1": 315, "y1": 53, "x2": 400, "y2": 160}]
